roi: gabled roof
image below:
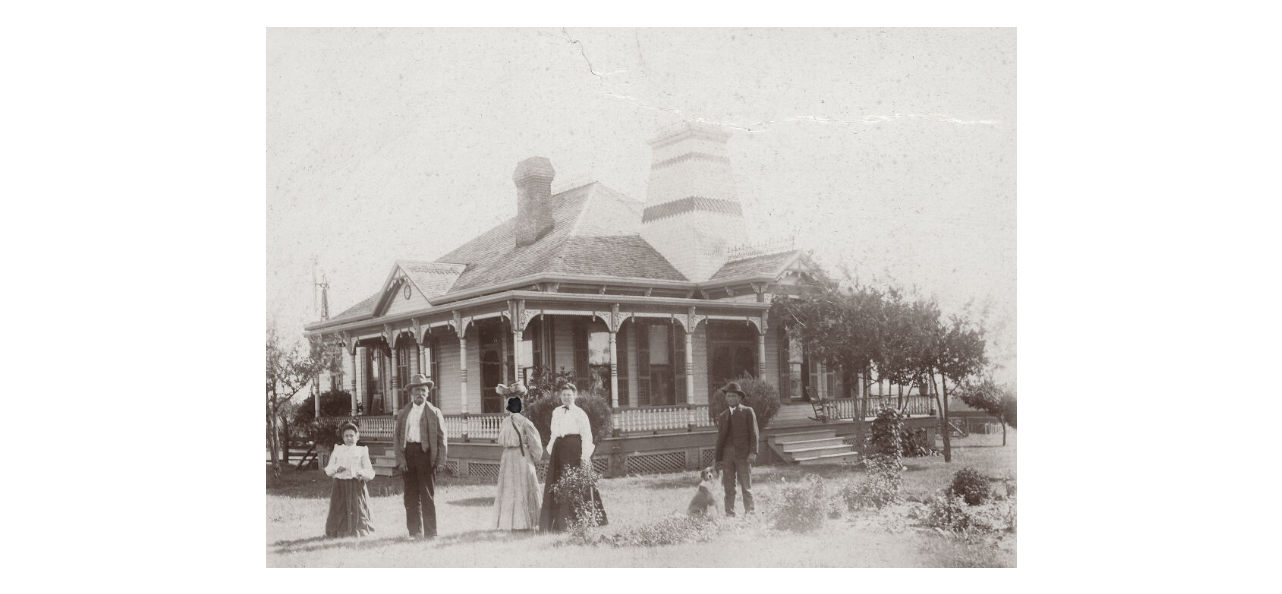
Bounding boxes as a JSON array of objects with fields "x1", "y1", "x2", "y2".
[
  {"x1": 707, "y1": 249, "x2": 806, "y2": 282},
  {"x1": 329, "y1": 291, "x2": 380, "y2": 322}
]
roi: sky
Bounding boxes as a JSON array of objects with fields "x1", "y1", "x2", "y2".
[{"x1": 267, "y1": 28, "x2": 1016, "y2": 386}]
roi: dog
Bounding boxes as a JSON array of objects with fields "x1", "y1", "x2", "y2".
[{"x1": 686, "y1": 467, "x2": 721, "y2": 517}]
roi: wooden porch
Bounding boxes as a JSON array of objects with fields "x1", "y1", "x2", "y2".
[{"x1": 330, "y1": 394, "x2": 937, "y2": 478}]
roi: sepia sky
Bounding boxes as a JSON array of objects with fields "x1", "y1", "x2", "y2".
[{"x1": 267, "y1": 28, "x2": 1017, "y2": 385}]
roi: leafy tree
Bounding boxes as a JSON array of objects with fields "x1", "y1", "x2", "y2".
[
  {"x1": 774, "y1": 279, "x2": 889, "y2": 406},
  {"x1": 929, "y1": 314, "x2": 989, "y2": 462},
  {"x1": 266, "y1": 326, "x2": 326, "y2": 480},
  {"x1": 957, "y1": 378, "x2": 1017, "y2": 445}
]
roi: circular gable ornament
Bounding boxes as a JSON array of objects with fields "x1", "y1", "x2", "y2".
[{"x1": 403, "y1": 283, "x2": 412, "y2": 300}]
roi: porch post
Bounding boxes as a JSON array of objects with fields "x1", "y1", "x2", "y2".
[
  {"x1": 757, "y1": 332, "x2": 767, "y2": 377},
  {"x1": 459, "y1": 333, "x2": 469, "y2": 413},
  {"x1": 684, "y1": 327, "x2": 695, "y2": 405},
  {"x1": 350, "y1": 348, "x2": 358, "y2": 415},
  {"x1": 609, "y1": 329, "x2": 619, "y2": 408},
  {"x1": 513, "y1": 326, "x2": 524, "y2": 383},
  {"x1": 389, "y1": 341, "x2": 399, "y2": 414}
]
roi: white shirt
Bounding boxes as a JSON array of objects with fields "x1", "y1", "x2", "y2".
[
  {"x1": 548, "y1": 404, "x2": 595, "y2": 461},
  {"x1": 324, "y1": 444, "x2": 375, "y2": 480},
  {"x1": 405, "y1": 402, "x2": 425, "y2": 443}
]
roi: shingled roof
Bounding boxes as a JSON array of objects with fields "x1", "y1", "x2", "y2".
[
  {"x1": 322, "y1": 182, "x2": 686, "y2": 325},
  {"x1": 438, "y1": 182, "x2": 685, "y2": 293},
  {"x1": 708, "y1": 250, "x2": 804, "y2": 282}
]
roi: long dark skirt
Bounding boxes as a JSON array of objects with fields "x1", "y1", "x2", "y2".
[
  {"x1": 538, "y1": 434, "x2": 608, "y2": 532},
  {"x1": 325, "y1": 478, "x2": 375, "y2": 538}
]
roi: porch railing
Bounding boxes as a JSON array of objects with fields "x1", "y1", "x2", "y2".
[
  {"x1": 856, "y1": 394, "x2": 937, "y2": 419},
  {"x1": 337, "y1": 397, "x2": 935, "y2": 443},
  {"x1": 613, "y1": 404, "x2": 714, "y2": 434}
]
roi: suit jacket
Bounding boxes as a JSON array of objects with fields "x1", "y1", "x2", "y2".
[
  {"x1": 394, "y1": 401, "x2": 448, "y2": 469},
  {"x1": 714, "y1": 405, "x2": 759, "y2": 461}
]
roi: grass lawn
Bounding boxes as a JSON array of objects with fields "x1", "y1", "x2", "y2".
[{"x1": 267, "y1": 430, "x2": 1016, "y2": 567}]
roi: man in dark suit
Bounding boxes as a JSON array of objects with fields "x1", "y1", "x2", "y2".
[
  {"x1": 395, "y1": 374, "x2": 448, "y2": 538},
  {"x1": 714, "y1": 382, "x2": 759, "y2": 516}
]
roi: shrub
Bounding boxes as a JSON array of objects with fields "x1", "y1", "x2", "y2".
[
  {"x1": 916, "y1": 490, "x2": 1015, "y2": 537},
  {"x1": 305, "y1": 417, "x2": 360, "y2": 449},
  {"x1": 527, "y1": 390, "x2": 614, "y2": 446},
  {"x1": 524, "y1": 367, "x2": 577, "y2": 403},
  {"x1": 550, "y1": 465, "x2": 606, "y2": 540},
  {"x1": 708, "y1": 373, "x2": 782, "y2": 429},
  {"x1": 949, "y1": 467, "x2": 991, "y2": 506},
  {"x1": 867, "y1": 406, "x2": 904, "y2": 460},
  {"x1": 772, "y1": 476, "x2": 838, "y2": 532},
  {"x1": 568, "y1": 515, "x2": 720, "y2": 548},
  {"x1": 843, "y1": 454, "x2": 903, "y2": 510},
  {"x1": 293, "y1": 390, "x2": 354, "y2": 425}
]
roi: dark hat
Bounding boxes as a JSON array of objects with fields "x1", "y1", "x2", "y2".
[
  {"x1": 722, "y1": 382, "x2": 746, "y2": 397},
  {"x1": 506, "y1": 396, "x2": 523, "y2": 414},
  {"x1": 404, "y1": 373, "x2": 435, "y2": 390}
]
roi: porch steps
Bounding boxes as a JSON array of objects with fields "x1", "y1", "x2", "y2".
[{"x1": 767, "y1": 429, "x2": 861, "y2": 466}]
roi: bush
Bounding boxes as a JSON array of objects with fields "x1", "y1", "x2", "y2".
[
  {"x1": 772, "y1": 476, "x2": 839, "y2": 532},
  {"x1": 708, "y1": 373, "x2": 782, "y2": 429},
  {"x1": 550, "y1": 465, "x2": 606, "y2": 540},
  {"x1": 867, "y1": 406, "x2": 904, "y2": 460},
  {"x1": 305, "y1": 417, "x2": 357, "y2": 449},
  {"x1": 949, "y1": 467, "x2": 991, "y2": 506},
  {"x1": 293, "y1": 390, "x2": 353, "y2": 425},
  {"x1": 916, "y1": 490, "x2": 1014, "y2": 536},
  {"x1": 568, "y1": 515, "x2": 720, "y2": 548},
  {"x1": 527, "y1": 391, "x2": 614, "y2": 446},
  {"x1": 843, "y1": 454, "x2": 903, "y2": 510}
]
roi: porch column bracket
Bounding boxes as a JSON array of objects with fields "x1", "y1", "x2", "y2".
[
  {"x1": 519, "y1": 307, "x2": 542, "y2": 332},
  {"x1": 341, "y1": 331, "x2": 357, "y2": 356},
  {"x1": 450, "y1": 311, "x2": 473, "y2": 336},
  {"x1": 593, "y1": 304, "x2": 631, "y2": 333}
]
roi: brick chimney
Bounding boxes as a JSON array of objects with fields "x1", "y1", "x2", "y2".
[{"x1": 514, "y1": 157, "x2": 556, "y2": 247}]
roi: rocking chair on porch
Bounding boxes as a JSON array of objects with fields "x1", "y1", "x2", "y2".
[{"x1": 806, "y1": 387, "x2": 840, "y2": 423}]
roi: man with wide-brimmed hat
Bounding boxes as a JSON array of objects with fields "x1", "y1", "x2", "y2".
[
  {"x1": 713, "y1": 381, "x2": 759, "y2": 516},
  {"x1": 395, "y1": 373, "x2": 448, "y2": 538}
]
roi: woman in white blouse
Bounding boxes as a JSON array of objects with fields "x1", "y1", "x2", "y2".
[
  {"x1": 537, "y1": 383, "x2": 608, "y2": 532},
  {"x1": 323, "y1": 422, "x2": 376, "y2": 538}
]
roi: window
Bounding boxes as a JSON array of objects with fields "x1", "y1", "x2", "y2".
[
  {"x1": 364, "y1": 347, "x2": 386, "y2": 415},
  {"x1": 396, "y1": 345, "x2": 411, "y2": 403},
  {"x1": 572, "y1": 319, "x2": 611, "y2": 397},
  {"x1": 527, "y1": 316, "x2": 555, "y2": 372},
  {"x1": 708, "y1": 321, "x2": 758, "y2": 397},
  {"x1": 629, "y1": 320, "x2": 685, "y2": 407},
  {"x1": 807, "y1": 358, "x2": 844, "y2": 400}
]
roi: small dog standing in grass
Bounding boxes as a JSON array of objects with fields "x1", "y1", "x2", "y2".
[{"x1": 687, "y1": 467, "x2": 721, "y2": 517}]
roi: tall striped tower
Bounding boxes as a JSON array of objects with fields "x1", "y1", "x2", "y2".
[{"x1": 640, "y1": 122, "x2": 748, "y2": 282}]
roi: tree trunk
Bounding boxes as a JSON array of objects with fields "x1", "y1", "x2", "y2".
[
  {"x1": 280, "y1": 416, "x2": 291, "y2": 464},
  {"x1": 1001, "y1": 421, "x2": 1007, "y2": 446},
  {"x1": 267, "y1": 397, "x2": 282, "y2": 480},
  {"x1": 935, "y1": 374, "x2": 952, "y2": 463}
]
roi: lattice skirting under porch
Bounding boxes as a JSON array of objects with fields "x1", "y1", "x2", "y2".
[
  {"x1": 699, "y1": 448, "x2": 716, "y2": 469},
  {"x1": 626, "y1": 451, "x2": 686, "y2": 475}
]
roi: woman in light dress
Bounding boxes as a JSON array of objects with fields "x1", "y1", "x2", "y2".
[
  {"x1": 492, "y1": 382, "x2": 543, "y2": 530},
  {"x1": 323, "y1": 422, "x2": 376, "y2": 538}
]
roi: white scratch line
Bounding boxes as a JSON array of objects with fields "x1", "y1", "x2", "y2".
[{"x1": 601, "y1": 93, "x2": 1000, "y2": 131}]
